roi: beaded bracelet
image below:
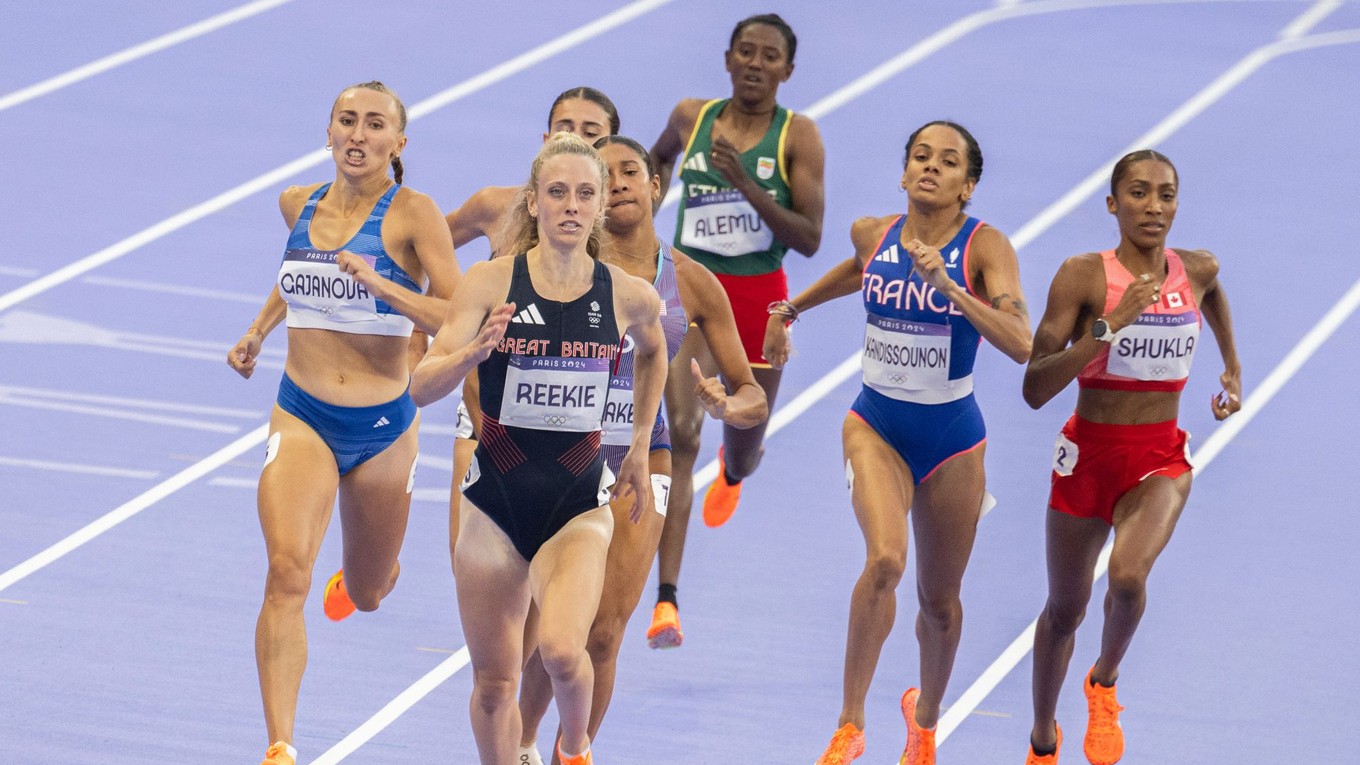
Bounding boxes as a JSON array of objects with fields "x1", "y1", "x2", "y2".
[{"x1": 767, "y1": 300, "x2": 799, "y2": 321}]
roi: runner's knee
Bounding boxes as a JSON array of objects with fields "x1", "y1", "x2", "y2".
[{"x1": 863, "y1": 549, "x2": 906, "y2": 591}]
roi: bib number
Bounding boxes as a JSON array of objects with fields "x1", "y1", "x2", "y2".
[
  {"x1": 1052, "y1": 433, "x2": 1078, "y2": 477},
  {"x1": 862, "y1": 314, "x2": 952, "y2": 393},
  {"x1": 500, "y1": 355, "x2": 610, "y2": 432},
  {"x1": 1107, "y1": 312, "x2": 1199, "y2": 381},
  {"x1": 680, "y1": 190, "x2": 773, "y2": 257},
  {"x1": 279, "y1": 248, "x2": 378, "y2": 322}
]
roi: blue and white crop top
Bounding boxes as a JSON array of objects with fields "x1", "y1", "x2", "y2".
[
  {"x1": 860, "y1": 215, "x2": 985, "y2": 404},
  {"x1": 278, "y1": 183, "x2": 422, "y2": 337}
]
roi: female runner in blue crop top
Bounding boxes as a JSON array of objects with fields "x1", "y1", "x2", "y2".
[{"x1": 226, "y1": 81, "x2": 459, "y2": 765}]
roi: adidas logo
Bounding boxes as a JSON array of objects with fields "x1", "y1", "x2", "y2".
[
  {"x1": 947, "y1": 247, "x2": 961, "y2": 266},
  {"x1": 682, "y1": 152, "x2": 708, "y2": 173},
  {"x1": 511, "y1": 303, "x2": 547, "y2": 325},
  {"x1": 373, "y1": 416, "x2": 390, "y2": 428},
  {"x1": 875, "y1": 245, "x2": 901, "y2": 264}
]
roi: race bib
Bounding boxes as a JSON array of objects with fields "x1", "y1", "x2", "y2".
[
  {"x1": 1052, "y1": 433, "x2": 1078, "y2": 477},
  {"x1": 600, "y1": 376, "x2": 636, "y2": 446},
  {"x1": 279, "y1": 249, "x2": 378, "y2": 322},
  {"x1": 1107, "y1": 312, "x2": 1199, "y2": 381},
  {"x1": 862, "y1": 314, "x2": 952, "y2": 394},
  {"x1": 679, "y1": 190, "x2": 773, "y2": 257},
  {"x1": 500, "y1": 355, "x2": 610, "y2": 432}
]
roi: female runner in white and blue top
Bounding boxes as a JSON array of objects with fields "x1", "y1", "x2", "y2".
[
  {"x1": 766, "y1": 121, "x2": 1032, "y2": 765},
  {"x1": 226, "y1": 81, "x2": 459, "y2": 765}
]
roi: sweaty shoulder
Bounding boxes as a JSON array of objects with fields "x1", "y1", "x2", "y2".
[
  {"x1": 389, "y1": 185, "x2": 443, "y2": 222},
  {"x1": 1060, "y1": 251, "x2": 1106, "y2": 278},
  {"x1": 966, "y1": 222, "x2": 1015, "y2": 259},
  {"x1": 1052, "y1": 252, "x2": 1108, "y2": 301},
  {"x1": 851, "y1": 214, "x2": 899, "y2": 254},
  {"x1": 969, "y1": 222, "x2": 1009, "y2": 247},
  {"x1": 671, "y1": 98, "x2": 711, "y2": 135},
  {"x1": 279, "y1": 182, "x2": 325, "y2": 226},
  {"x1": 463, "y1": 256, "x2": 513, "y2": 298},
  {"x1": 784, "y1": 112, "x2": 823, "y2": 152},
  {"x1": 1174, "y1": 247, "x2": 1220, "y2": 288}
]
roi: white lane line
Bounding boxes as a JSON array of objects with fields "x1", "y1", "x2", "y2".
[
  {"x1": 0, "y1": 424, "x2": 270, "y2": 594},
  {"x1": 418, "y1": 422, "x2": 463, "y2": 437},
  {"x1": 208, "y1": 480, "x2": 453, "y2": 505},
  {"x1": 0, "y1": 266, "x2": 39, "y2": 278},
  {"x1": 101, "y1": 340, "x2": 285, "y2": 368},
  {"x1": 0, "y1": 395, "x2": 243, "y2": 433},
  {"x1": 0, "y1": 456, "x2": 159, "y2": 480},
  {"x1": 412, "y1": 488, "x2": 453, "y2": 504},
  {"x1": 416, "y1": 453, "x2": 455, "y2": 473},
  {"x1": 308, "y1": 649, "x2": 472, "y2": 765},
  {"x1": 934, "y1": 10, "x2": 1356, "y2": 746},
  {"x1": 207, "y1": 477, "x2": 258, "y2": 489},
  {"x1": 1282, "y1": 0, "x2": 1343, "y2": 38},
  {"x1": 0, "y1": 384, "x2": 260, "y2": 418},
  {"x1": 0, "y1": 308, "x2": 287, "y2": 367},
  {"x1": 0, "y1": 0, "x2": 676, "y2": 315},
  {"x1": 1191, "y1": 279, "x2": 1360, "y2": 471},
  {"x1": 1009, "y1": 30, "x2": 1360, "y2": 253},
  {"x1": 0, "y1": 0, "x2": 296, "y2": 113},
  {"x1": 81, "y1": 275, "x2": 261, "y2": 304}
]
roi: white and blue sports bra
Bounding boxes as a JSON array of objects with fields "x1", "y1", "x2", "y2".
[{"x1": 278, "y1": 183, "x2": 422, "y2": 337}]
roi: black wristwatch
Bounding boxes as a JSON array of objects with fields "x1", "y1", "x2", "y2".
[{"x1": 1091, "y1": 318, "x2": 1116, "y2": 343}]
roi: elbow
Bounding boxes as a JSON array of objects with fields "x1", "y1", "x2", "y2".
[
  {"x1": 1007, "y1": 337, "x2": 1033, "y2": 365},
  {"x1": 796, "y1": 228, "x2": 823, "y2": 257},
  {"x1": 1020, "y1": 377, "x2": 1048, "y2": 410},
  {"x1": 410, "y1": 383, "x2": 435, "y2": 409},
  {"x1": 409, "y1": 367, "x2": 437, "y2": 408}
]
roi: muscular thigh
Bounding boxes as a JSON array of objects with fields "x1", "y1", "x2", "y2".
[
  {"x1": 912, "y1": 447, "x2": 986, "y2": 592},
  {"x1": 843, "y1": 414, "x2": 913, "y2": 558},
  {"x1": 1109, "y1": 470, "x2": 1193, "y2": 573},
  {"x1": 455, "y1": 500, "x2": 532, "y2": 669},
  {"x1": 258, "y1": 406, "x2": 340, "y2": 561},
  {"x1": 527, "y1": 505, "x2": 614, "y2": 648},
  {"x1": 337, "y1": 414, "x2": 420, "y2": 579}
]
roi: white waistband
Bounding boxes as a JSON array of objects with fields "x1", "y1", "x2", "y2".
[{"x1": 866, "y1": 373, "x2": 974, "y2": 405}]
